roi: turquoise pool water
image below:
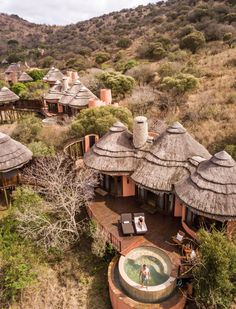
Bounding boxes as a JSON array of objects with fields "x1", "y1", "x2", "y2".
[{"x1": 124, "y1": 255, "x2": 169, "y2": 286}]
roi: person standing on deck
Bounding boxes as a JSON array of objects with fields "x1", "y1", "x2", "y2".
[{"x1": 139, "y1": 264, "x2": 150, "y2": 289}]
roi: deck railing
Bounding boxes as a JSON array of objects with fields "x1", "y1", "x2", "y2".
[{"x1": 86, "y1": 203, "x2": 122, "y2": 252}]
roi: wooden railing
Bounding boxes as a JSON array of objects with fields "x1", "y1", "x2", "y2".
[
  {"x1": 63, "y1": 138, "x2": 85, "y2": 161},
  {"x1": 86, "y1": 203, "x2": 122, "y2": 252}
]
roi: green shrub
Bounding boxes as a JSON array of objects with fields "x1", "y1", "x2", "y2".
[
  {"x1": 116, "y1": 37, "x2": 132, "y2": 49},
  {"x1": 180, "y1": 31, "x2": 205, "y2": 53},
  {"x1": 0, "y1": 216, "x2": 38, "y2": 305},
  {"x1": 12, "y1": 114, "x2": 43, "y2": 144},
  {"x1": 193, "y1": 229, "x2": 236, "y2": 309},
  {"x1": 71, "y1": 105, "x2": 133, "y2": 137},
  {"x1": 137, "y1": 41, "x2": 167, "y2": 60},
  {"x1": 225, "y1": 145, "x2": 236, "y2": 160},
  {"x1": 177, "y1": 25, "x2": 196, "y2": 38},
  {"x1": 161, "y1": 73, "x2": 198, "y2": 94},
  {"x1": 28, "y1": 69, "x2": 45, "y2": 81},
  {"x1": 11, "y1": 82, "x2": 27, "y2": 97},
  {"x1": 95, "y1": 52, "x2": 110, "y2": 64},
  {"x1": 27, "y1": 141, "x2": 55, "y2": 157},
  {"x1": 115, "y1": 59, "x2": 139, "y2": 73},
  {"x1": 13, "y1": 186, "x2": 43, "y2": 210},
  {"x1": 98, "y1": 71, "x2": 135, "y2": 98}
]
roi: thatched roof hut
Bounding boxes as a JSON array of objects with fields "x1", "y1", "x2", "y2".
[
  {"x1": 0, "y1": 132, "x2": 32, "y2": 173},
  {"x1": 84, "y1": 122, "x2": 148, "y2": 174},
  {"x1": 131, "y1": 122, "x2": 211, "y2": 192},
  {"x1": 59, "y1": 81, "x2": 98, "y2": 109},
  {"x1": 18, "y1": 72, "x2": 33, "y2": 82},
  {"x1": 43, "y1": 67, "x2": 64, "y2": 83},
  {"x1": 44, "y1": 80, "x2": 63, "y2": 101},
  {"x1": 175, "y1": 151, "x2": 236, "y2": 221},
  {"x1": 5, "y1": 63, "x2": 21, "y2": 74},
  {"x1": 0, "y1": 87, "x2": 19, "y2": 105}
]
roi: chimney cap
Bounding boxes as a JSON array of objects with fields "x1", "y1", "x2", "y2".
[{"x1": 134, "y1": 116, "x2": 147, "y2": 124}]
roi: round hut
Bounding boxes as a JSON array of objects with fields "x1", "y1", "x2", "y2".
[
  {"x1": 43, "y1": 67, "x2": 64, "y2": 85},
  {"x1": 0, "y1": 132, "x2": 32, "y2": 205},
  {"x1": 175, "y1": 151, "x2": 236, "y2": 238},
  {"x1": 84, "y1": 121, "x2": 146, "y2": 197},
  {"x1": 131, "y1": 122, "x2": 211, "y2": 215},
  {"x1": 18, "y1": 72, "x2": 33, "y2": 83},
  {"x1": 0, "y1": 87, "x2": 19, "y2": 123}
]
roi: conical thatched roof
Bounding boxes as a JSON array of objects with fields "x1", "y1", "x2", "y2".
[
  {"x1": 59, "y1": 81, "x2": 98, "y2": 108},
  {"x1": 131, "y1": 122, "x2": 211, "y2": 192},
  {"x1": 44, "y1": 80, "x2": 63, "y2": 101},
  {"x1": 175, "y1": 151, "x2": 236, "y2": 221},
  {"x1": 0, "y1": 87, "x2": 19, "y2": 105},
  {"x1": 18, "y1": 72, "x2": 33, "y2": 82},
  {"x1": 5, "y1": 63, "x2": 21, "y2": 73},
  {"x1": 84, "y1": 122, "x2": 148, "y2": 174},
  {"x1": 43, "y1": 67, "x2": 64, "y2": 83},
  {"x1": 0, "y1": 132, "x2": 32, "y2": 173}
]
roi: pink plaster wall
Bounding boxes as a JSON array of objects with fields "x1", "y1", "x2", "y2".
[
  {"x1": 174, "y1": 198, "x2": 183, "y2": 217},
  {"x1": 84, "y1": 134, "x2": 99, "y2": 153},
  {"x1": 100, "y1": 89, "x2": 112, "y2": 104},
  {"x1": 122, "y1": 176, "x2": 135, "y2": 197},
  {"x1": 57, "y1": 103, "x2": 63, "y2": 113},
  {"x1": 181, "y1": 205, "x2": 197, "y2": 239}
]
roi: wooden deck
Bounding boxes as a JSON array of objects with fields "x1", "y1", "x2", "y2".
[{"x1": 87, "y1": 195, "x2": 182, "y2": 257}]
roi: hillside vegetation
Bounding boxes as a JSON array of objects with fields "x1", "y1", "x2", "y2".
[{"x1": 0, "y1": 0, "x2": 236, "y2": 155}]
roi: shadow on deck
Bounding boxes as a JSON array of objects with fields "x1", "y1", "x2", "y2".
[{"x1": 87, "y1": 195, "x2": 182, "y2": 258}]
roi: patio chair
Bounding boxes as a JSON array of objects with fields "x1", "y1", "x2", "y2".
[
  {"x1": 172, "y1": 230, "x2": 186, "y2": 245},
  {"x1": 133, "y1": 213, "x2": 148, "y2": 235},
  {"x1": 120, "y1": 213, "x2": 134, "y2": 236}
]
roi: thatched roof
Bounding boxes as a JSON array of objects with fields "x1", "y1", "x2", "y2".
[
  {"x1": 131, "y1": 122, "x2": 211, "y2": 192},
  {"x1": 84, "y1": 122, "x2": 149, "y2": 174},
  {"x1": 18, "y1": 72, "x2": 33, "y2": 82},
  {"x1": 59, "y1": 81, "x2": 98, "y2": 108},
  {"x1": 0, "y1": 132, "x2": 32, "y2": 173},
  {"x1": 44, "y1": 80, "x2": 63, "y2": 101},
  {"x1": 175, "y1": 151, "x2": 236, "y2": 221},
  {"x1": 5, "y1": 63, "x2": 21, "y2": 74},
  {"x1": 0, "y1": 87, "x2": 19, "y2": 105},
  {"x1": 43, "y1": 67, "x2": 64, "y2": 83}
]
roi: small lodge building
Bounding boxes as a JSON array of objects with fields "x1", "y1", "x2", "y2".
[
  {"x1": 18, "y1": 72, "x2": 33, "y2": 83},
  {"x1": 84, "y1": 116, "x2": 236, "y2": 238},
  {"x1": 4, "y1": 62, "x2": 22, "y2": 84},
  {"x1": 175, "y1": 150, "x2": 236, "y2": 238},
  {"x1": 0, "y1": 132, "x2": 32, "y2": 205},
  {"x1": 43, "y1": 67, "x2": 65, "y2": 86},
  {"x1": 0, "y1": 87, "x2": 19, "y2": 123}
]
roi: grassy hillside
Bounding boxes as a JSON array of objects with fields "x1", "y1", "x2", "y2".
[{"x1": 0, "y1": 0, "x2": 235, "y2": 157}]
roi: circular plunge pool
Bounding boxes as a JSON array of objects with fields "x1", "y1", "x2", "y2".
[{"x1": 118, "y1": 246, "x2": 176, "y2": 303}]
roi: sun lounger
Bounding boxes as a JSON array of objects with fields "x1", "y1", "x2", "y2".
[
  {"x1": 133, "y1": 213, "x2": 147, "y2": 235},
  {"x1": 121, "y1": 213, "x2": 134, "y2": 236}
]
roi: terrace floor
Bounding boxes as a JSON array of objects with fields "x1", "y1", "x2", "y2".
[{"x1": 87, "y1": 195, "x2": 182, "y2": 261}]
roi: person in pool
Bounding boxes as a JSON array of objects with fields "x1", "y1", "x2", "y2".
[{"x1": 139, "y1": 264, "x2": 150, "y2": 288}]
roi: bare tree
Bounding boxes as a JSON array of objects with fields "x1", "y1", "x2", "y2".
[{"x1": 16, "y1": 155, "x2": 98, "y2": 251}]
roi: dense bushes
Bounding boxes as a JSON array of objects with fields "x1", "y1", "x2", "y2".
[
  {"x1": 116, "y1": 37, "x2": 132, "y2": 49},
  {"x1": 193, "y1": 229, "x2": 236, "y2": 309},
  {"x1": 95, "y1": 52, "x2": 110, "y2": 64},
  {"x1": 27, "y1": 141, "x2": 55, "y2": 157},
  {"x1": 28, "y1": 69, "x2": 45, "y2": 81},
  {"x1": 71, "y1": 105, "x2": 133, "y2": 137},
  {"x1": 180, "y1": 31, "x2": 205, "y2": 53},
  {"x1": 161, "y1": 73, "x2": 198, "y2": 94},
  {"x1": 98, "y1": 71, "x2": 135, "y2": 98},
  {"x1": 11, "y1": 81, "x2": 49, "y2": 100},
  {"x1": 137, "y1": 41, "x2": 167, "y2": 60}
]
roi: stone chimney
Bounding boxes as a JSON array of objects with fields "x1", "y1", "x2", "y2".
[
  {"x1": 133, "y1": 116, "x2": 148, "y2": 149},
  {"x1": 71, "y1": 71, "x2": 79, "y2": 83},
  {"x1": 100, "y1": 89, "x2": 112, "y2": 105},
  {"x1": 62, "y1": 76, "x2": 69, "y2": 91}
]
